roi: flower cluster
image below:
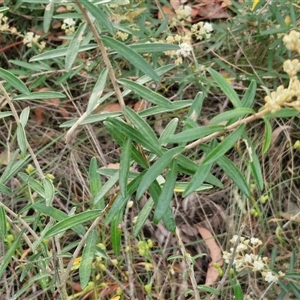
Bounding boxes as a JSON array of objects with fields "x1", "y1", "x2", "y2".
[
  {"x1": 264, "y1": 31, "x2": 300, "y2": 113},
  {"x1": 173, "y1": 5, "x2": 192, "y2": 25},
  {"x1": 163, "y1": 34, "x2": 193, "y2": 65},
  {"x1": 0, "y1": 13, "x2": 45, "y2": 51},
  {"x1": 223, "y1": 235, "x2": 285, "y2": 283},
  {"x1": 61, "y1": 18, "x2": 76, "y2": 36},
  {"x1": 191, "y1": 22, "x2": 214, "y2": 40},
  {"x1": 283, "y1": 30, "x2": 300, "y2": 54}
]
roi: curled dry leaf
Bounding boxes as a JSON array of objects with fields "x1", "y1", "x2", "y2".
[{"x1": 195, "y1": 225, "x2": 223, "y2": 285}]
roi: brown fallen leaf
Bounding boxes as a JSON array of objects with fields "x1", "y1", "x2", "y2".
[{"x1": 196, "y1": 225, "x2": 223, "y2": 285}]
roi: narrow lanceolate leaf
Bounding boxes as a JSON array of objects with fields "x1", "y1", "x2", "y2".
[
  {"x1": 136, "y1": 147, "x2": 184, "y2": 200},
  {"x1": 29, "y1": 44, "x2": 97, "y2": 62},
  {"x1": 0, "y1": 112, "x2": 13, "y2": 119},
  {"x1": 153, "y1": 160, "x2": 177, "y2": 223},
  {"x1": 80, "y1": 229, "x2": 98, "y2": 289},
  {"x1": 0, "y1": 183, "x2": 12, "y2": 195},
  {"x1": 32, "y1": 203, "x2": 85, "y2": 235},
  {"x1": 134, "y1": 198, "x2": 154, "y2": 237},
  {"x1": 167, "y1": 125, "x2": 224, "y2": 143},
  {"x1": 17, "y1": 124, "x2": 27, "y2": 156},
  {"x1": 202, "y1": 124, "x2": 245, "y2": 166},
  {"x1": 111, "y1": 211, "x2": 122, "y2": 255},
  {"x1": 182, "y1": 161, "x2": 213, "y2": 198},
  {"x1": 43, "y1": 210, "x2": 102, "y2": 239},
  {"x1": 18, "y1": 172, "x2": 45, "y2": 198},
  {"x1": 66, "y1": 22, "x2": 87, "y2": 71},
  {"x1": 89, "y1": 157, "x2": 103, "y2": 208},
  {"x1": 241, "y1": 80, "x2": 256, "y2": 108},
  {"x1": 148, "y1": 180, "x2": 176, "y2": 232},
  {"x1": 43, "y1": 1, "x2": 54, "y2": 33},
  {"x1": 104, "y1": 121, "x2": 149, "y2": 169},
  {"x1": 210, "y1": 108, "x2": 254, "y2": 125},
  {"x1": 105, "y1": 172, "x2": 145, "y2": 225},
  {"x1": 80, "y1": 0, "x2": 114, "y2": 34},
  {"x1": 124, "y1": 107, "x2": 160, "y2": 150},
  {"x1": 43, "y1": 177, "x2": 55, "y2": 206},
  {"x1": 215, "y1": 154, "x2": 251, "y2": 198},
  {"x1": 262, "y1": 118, "x2": 272, "y2": 154},
  {"x1": 130, "y1": 43, "x2": 179, "y2": 53},
  {"x1": 118, "y1": 79, "x2": 172, "y2": 108},
  {"x1": 106, "y1": 118, "x2": 163, "y2": 155},
  {"x1": 13, "y1": 91, "x2": 66, "y2": 100},
  {"x1": 208, "y1": 68, "x2": 241, "y2": 108},
  {"x1": 186, "y1": 92, "x2": 205, "y2": 124},
  {"x1": 0, "y1": 68, "x2": 29, "y2": 95},
  {"x1": 87, "y1": 68, "x2": 109, "y2": 114},
  {"x1": 0, "y1": 206, "x2": 7, "y2": 239},
  {"x1": 0, "y1": 231, "x2": 23, "y2": 279},
  {"x1": 19, "y1": 107, "x2": 30, "y2": 127},
  {"x1": 159, "y1": 118, "x2": 179, "y2": 146},
  {"x1": 93, "y1": 170, "x2": 119, "y2": 206},
  {"x1": 119, "y1": 138, "x2": 132, "y2": 198},
  {"x1": 103, "y1": 37, "x2": 159, "y2": 81},
  {"x1": 243, "y1": 135, "x2": 264, "y2": 191}
]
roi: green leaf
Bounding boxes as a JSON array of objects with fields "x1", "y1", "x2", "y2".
[
  {"x1": 111, "y1": 212, "x2": 122, "y2": 255},
  {"x1": 153, "y1": 160, "x2": 177, "y2": 223},
  {"x1": 0, "y1": 112, "x2": 13, "y2": 119},
  {"x1": 208, "y1": 68, "x2": 241, "y2": 108},
  {"x1": 202, "y1": 125, "x2": 245, "y2": 166},
  {"x1": 129, "y1": 43, "x2": 179, "y2": 53},
  {"x1": 43, "y1": 210, "x2": 102, "y2": 239},
  {"x1": 0, "y1": 183, "x2": 12, "y2": 195},
  {"x1": 148, "y1": 180, "x2": 176, "y2": 232},
  {"x1": 19, "y1": 107, "x2": 30, "y2": 127},
  {"x1": 93, "y1": 170, "x2": 119, "y2": 206},
  {"x1": 0, "y1": 231, "x2": 23, "y2": 279},
  {"x1": 133, "y1": 198, "x2": 154, "y2": 237},
  {"x1": 182, "y1": 160, "x2": 213, "y2": 198},
  {"x1": 60, "y1": 112, "x2": 121, "y2": 128},
  {"x1": 43, "y1": 1, "x2": 54, "y2": 33},
  {"x1": 215, "y1": 154, "x2": 251, "y2": 198},
  {"x1": 119, "y1": 138, "x2": 132, "y2": 198},
  {"x1": 210, "y1": 108, "x2": 254, "y2": 125},
  {"x1": 124, "y1": 107, "x2": 160, "y2": 150},
  {"x1": 29, "y1": 44, "x2": 97, "y2": 62},
  {"x1": 265, "y1": 108, "x2": 299, "y2": 118},
  {"x1": 119, "y1": 79, "x2": 172, "y2": 108},
  {"x1": 167, "y1": 125, "x2": 224, "y2": 143},
  {"x1": 233, "y1": 282, "x2": 244, "y2": 300},
  {"x1": 241, "y1": 80, "x2": 256, "y2": 108},
  {"x1": 103, "y1": 36, "x2": 159, "y2": 81},
  {"x1": 17, "y1": 124, "x2": 27, "y2": 156},
  {"x1": 159, "y1": 118, "x2": 179, "y2": 146},
  {"x1": 80, "y1": 0, "x2": 115, "y2": 35},
  {"x1": 32, "y1": 203, "x2": 85, "y2": 235},
  {"x1": 136, "y1": 147, "x2": 184, "y2": 199},
  {"x1": 66, "y1": 23, "x2": 87, "y2": 71},
  {"x1": 122, "y1": 64, "x2": 175, "y2": 98},
  {"x1": 18, "y1": 172, "x2": 45, "y2": 198},
  {"x1": 262, "y1": 118, "x2": 272, "y2": 154},
  {"x1": 105, "y1": 172, "x2": 144, "y2": 224},
  {"x1": 185, "y1": 92, "x2": 205, "y2": 123},
  {"x1": 43, "y1": 177, "x2": 55, "y2": 206},
  {"x1": 80, "y1": 229, "x2": 98, "y2": 289},
  {"x1": 104, "y1": 121, "x2": 149, "y2": 169},
  {"x1": 13, "y1": 91, "x2": 66, "y2": 100},
  {"x1": 0, "y1": 206, "x2": 7, "y2": 239},
  {"x1": 106, "y1": 118, "x2": 163, "y2": 155},
  {"x1": 87, "y1": 68, "x2": 109, "y2": 114},
  {"x1": 139, "y1": 100, "x2": 193, "y2": 118},
  {"x1": 89, "y1": 158, "x2": 103, "y2": 208},
  {"x1": 243, "y1": 135, "x2": 264, "y2": 191},
  {"x1": 0, "y1": 68, "x2": 29, "y2": 95}
]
